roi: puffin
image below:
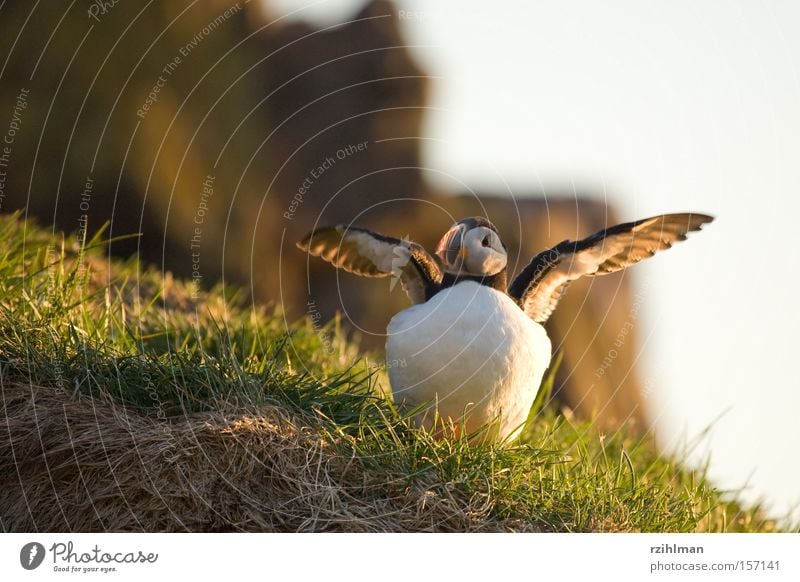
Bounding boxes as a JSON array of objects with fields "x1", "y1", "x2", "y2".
[{"x1": 297, "y1": 212, "x2": 713, "y2": 442}]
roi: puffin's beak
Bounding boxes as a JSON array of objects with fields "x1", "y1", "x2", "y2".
[{"x1": 435, "y1": 223, "x2": 466, "y2": 266}]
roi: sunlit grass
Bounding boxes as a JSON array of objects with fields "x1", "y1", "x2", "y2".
[{"x1": 0, "y1": 212, "x2": 784, "y2": 532}]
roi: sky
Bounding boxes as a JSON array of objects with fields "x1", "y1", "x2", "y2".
[{"x1": 267, "y1": 0, "x2": 800, "y2": 522}]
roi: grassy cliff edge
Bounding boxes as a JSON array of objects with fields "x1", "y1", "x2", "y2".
[{"x1": 0, "y1": 214, "x2": 776, "y2": 532}]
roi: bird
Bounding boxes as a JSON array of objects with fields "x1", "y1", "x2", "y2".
[{"x1": 297, "y1": 212, "x2": 713, "y2": 442}]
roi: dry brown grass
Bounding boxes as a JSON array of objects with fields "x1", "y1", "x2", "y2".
[{"x1": 0, "y1": 382, "x2": 532, "y2": 532}]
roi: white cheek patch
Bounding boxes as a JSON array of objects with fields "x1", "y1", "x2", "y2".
[
  {"x1": 462, "y1": 229, "x2": 507, "y2": 276},
  {"x1": 480, "y1": 251, "x2": 507, "y2": 276}
]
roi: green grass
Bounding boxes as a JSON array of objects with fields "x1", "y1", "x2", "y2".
[{"x1": 0, "y1": 212, "x2": 783, "y2": 532}]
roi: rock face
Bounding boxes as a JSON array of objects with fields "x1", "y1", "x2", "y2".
[
  {"x1": 250, "y1": 0, "x2": 429, "y2": 305},
  {"x1": 0, "y1": 0, "x2": 644, "y2": 428}
]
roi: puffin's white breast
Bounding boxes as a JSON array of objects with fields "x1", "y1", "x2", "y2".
[{"x1": 386, "y1": 281, "x2": 552, "y2": 441}]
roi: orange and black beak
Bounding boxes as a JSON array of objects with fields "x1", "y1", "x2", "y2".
[{"x1": 435, "y1": 222, "x2": 467, "y2": 267}]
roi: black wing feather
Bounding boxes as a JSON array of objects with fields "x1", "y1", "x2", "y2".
[{"x1": 508, "y1": 213, "x2": 714, "y2": 323}]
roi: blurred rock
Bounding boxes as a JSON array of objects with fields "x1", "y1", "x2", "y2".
[{"x1": 0, "y1": 0, "x2": 643, "y2": 429}]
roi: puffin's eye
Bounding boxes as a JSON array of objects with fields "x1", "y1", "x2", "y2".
[{"x1": 482, "y1": 235, "x2": 491, "y2": 247}]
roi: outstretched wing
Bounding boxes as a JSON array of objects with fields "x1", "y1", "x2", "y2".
[
  {"x1": 508, "y1": 213, "x2": 714, "y2": 323},
  {"x1": 297, "y1": 225, "x2": 442, "y2": 304}
]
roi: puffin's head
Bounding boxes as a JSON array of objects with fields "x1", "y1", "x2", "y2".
[{"x1": 435, "y1": 217, "x2": 507, "y2": 276}]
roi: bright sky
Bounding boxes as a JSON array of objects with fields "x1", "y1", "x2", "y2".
[{"x1": 268, "y1": 0, "x2": 800, "y2": 523}]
